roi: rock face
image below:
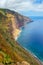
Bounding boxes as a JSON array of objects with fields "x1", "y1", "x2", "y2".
[
  {"x1": 6, "y1": 9, "x2": 32, "y2": 28},
  {"x1": 0, "y1": 9, "x2": 42, "y2": 65},
  {"x1": 0, "y1": 9, "x2": 32, "y2": 40},
  {"x1": 0, "y1": 9, "x2": 32, "y2": 28},
  {"x1": 0, "y1": 63, "x2": 4, "y2": 65},
  {"x1": 16, "y1": 61, "x2": 30, "y2": 65}
]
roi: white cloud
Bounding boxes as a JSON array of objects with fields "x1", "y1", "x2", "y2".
[
  {"x1": 0, "y1": 0, "x2": 43, "y2": 12},
  {"x1": 0, "y1": 0, "x2": 6, "y2": 8}
]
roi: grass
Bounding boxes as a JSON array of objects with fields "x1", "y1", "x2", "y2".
[
  {"x1": 0, "y1": 26, "x2": 41, "y2": 65},
  {"x1": 0, "y1": 50, "x2": 12, "y2": 64},
  {"x1": 0, "y1": 8, "x2": 6, "y2": 15},
  {"x1": 0, "y1": 9, "x2": 42, "y2": 65}
]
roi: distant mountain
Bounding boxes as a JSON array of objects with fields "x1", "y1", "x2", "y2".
[{"x1": 0, "y1": 9, "x2": 42, "y2": 65}]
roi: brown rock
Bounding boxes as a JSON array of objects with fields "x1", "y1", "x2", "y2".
[
  {"x1": 21, "y1": 61, "x2": 30, "y2": 65},
  {"x1": 0, "y1": 63, "x2": 4, "y2": 65},
  {"x1": 16, "y1": 62, "x2": 20, "y2": 65},
  {"x1": 16, "y1": 61, "x2": 30, "y2": 65}
]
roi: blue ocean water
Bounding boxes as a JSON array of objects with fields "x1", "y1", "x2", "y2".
[
  {"x1": 30, "y1": 16, "x2": 43, "y2": 21},
  {"x1": 17, "y1": 16, "x2": 43, "y2": 62}
]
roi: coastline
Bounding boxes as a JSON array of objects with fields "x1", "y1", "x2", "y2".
[
  {"x1": 16, "y1": 24, "x2": 43, "y2": 65},
  {"x1": 23, "y1": 47, "x2": 43, "y2": 65},
  {"x1": 16, "y1": 40, "x2": 43, "y2": 65},
  {"x1": 16, "y1": 22, "x2": 43, "y2": 65}
]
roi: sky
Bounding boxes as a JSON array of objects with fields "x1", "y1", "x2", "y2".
[{"x1": 0, "y1": 0, "x2": 43, "y2": 16}]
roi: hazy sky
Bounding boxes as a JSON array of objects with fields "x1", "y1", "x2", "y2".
[{"x1": 0, "y1": 0, "x2": 43, "y2": 16}]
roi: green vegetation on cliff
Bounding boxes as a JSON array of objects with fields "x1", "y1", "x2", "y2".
[{"x1": 0, "y1": 9, "x2": 42, "y2": 65}]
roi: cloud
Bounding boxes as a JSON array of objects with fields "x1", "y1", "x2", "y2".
[
  {"x1": 14, "y1": 0, "x2": 43, "y2": 12},
  {"x1": 0, "y1": 0, "x2": 43, "y2": 12},
  {"x1": 0, "y1": 0, "x2": 6, "y2": 8}
]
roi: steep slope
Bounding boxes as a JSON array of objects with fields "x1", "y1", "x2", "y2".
[
  {"x1": 0, "y1": 8, "x2": 32, "y2": 28},
  {"x1": 0, "y1": 9, "x2": 32, "y2": 40},
  {"x1": 0, "y1": 28, "x2": 42, "y2": 65},
  {"x1": 0, "y1": 9, "x2": 42, "y2": 65}
]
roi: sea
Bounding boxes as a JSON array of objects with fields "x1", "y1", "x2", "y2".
[{"x1": 17, "y1": 16, "x2": 43, "y2": 62}]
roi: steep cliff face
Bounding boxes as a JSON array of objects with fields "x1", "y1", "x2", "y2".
[
  {"x1": 0, "y1": 9, "x2": 32, "y2": 28},
  {"x1": 6, "y1": 9, "x2": 32, "y2": 28},
  {"x1": 0, "y1": 9, "x2": 32, "y2": 40},
  {"x1": 0, "y1": 9, "x2": 42, "y2": 65}
]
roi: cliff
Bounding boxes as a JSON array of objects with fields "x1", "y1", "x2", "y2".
[
  {"x1": 0, "y1": 9, "x2": 32, "y2": 40},
  {"x1": 0, "y1": 9, "x2": 42, "y2": 65}
]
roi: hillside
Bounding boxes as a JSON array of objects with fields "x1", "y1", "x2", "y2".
[
  {"x1": 0, "y1": 9, "x2": 32, "y2": 40},
  {"x1": 0, "y1": 9, "x2": 42, "y2": 65}
]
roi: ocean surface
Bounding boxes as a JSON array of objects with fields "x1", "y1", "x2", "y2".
[{"x1": 17, "y1": 16, "x2": 43, "y2": 62}]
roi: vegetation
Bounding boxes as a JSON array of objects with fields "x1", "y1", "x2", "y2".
[
  {"x1": 0, "y1": 50, "x2": 12, "y2": 64},
  {"x1": 0, "y1": 9, "x2": 42, "y2": 65}
]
